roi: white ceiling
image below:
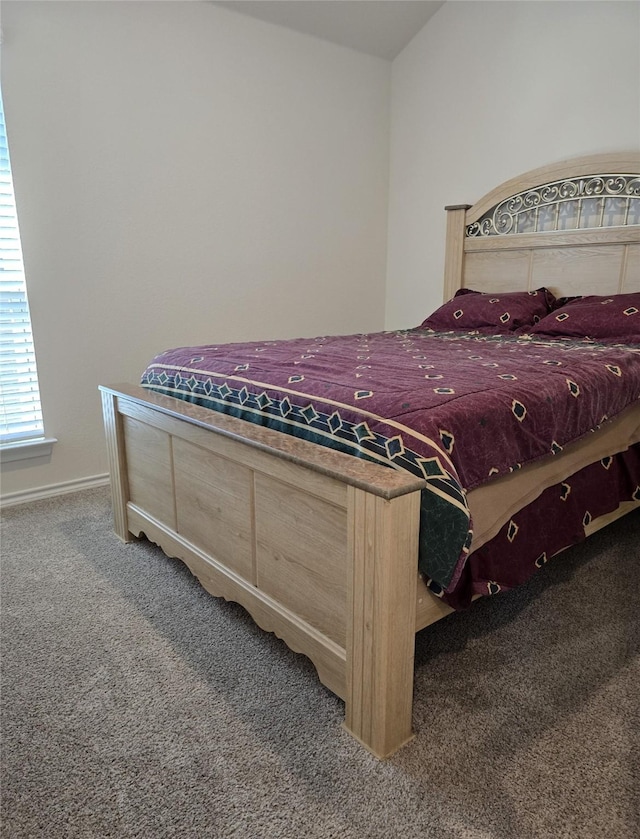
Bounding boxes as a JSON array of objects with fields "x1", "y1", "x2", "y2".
[{"x1": 212, "y1": 1, "x2": 445, "y2": 61}]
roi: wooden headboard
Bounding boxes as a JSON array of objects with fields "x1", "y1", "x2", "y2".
[{"x1": 443, "y1": 152, "x2": 640, "y2": 302}]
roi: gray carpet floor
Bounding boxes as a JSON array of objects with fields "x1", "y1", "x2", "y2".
[{"x1": 1, "y1": 487, "x2": 638, "y2": 839}]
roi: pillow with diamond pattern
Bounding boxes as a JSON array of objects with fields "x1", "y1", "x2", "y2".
[
  {"x1": 529, "y1": 292, "x2": 640, "y2": 344},
  {"x1": 419, "y1": 287, "x2": 556, "y2": 333}
]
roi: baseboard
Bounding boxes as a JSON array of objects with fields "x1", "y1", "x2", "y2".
[{"x1": 0, "y1": 474, "x2": 110, "y2": 508}]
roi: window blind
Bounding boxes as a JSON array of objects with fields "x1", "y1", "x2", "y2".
[{"x1": 0, "y1": 93, "x2": 45, "y2": 443}]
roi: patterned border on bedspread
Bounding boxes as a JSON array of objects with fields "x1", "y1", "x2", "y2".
[{"x1": 141, "y1": 329, "x2": 640, "y2": 593}]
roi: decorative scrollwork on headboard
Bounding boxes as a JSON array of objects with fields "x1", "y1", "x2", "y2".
[{"x1": 466, "y1": 174, "x2": 640, "y2": 237}]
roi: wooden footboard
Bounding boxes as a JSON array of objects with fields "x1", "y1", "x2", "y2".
[{"x1": 100, "y1": 383, "x2": 427, "y2": 757}]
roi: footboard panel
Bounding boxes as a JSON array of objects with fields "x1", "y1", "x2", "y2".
[
  {"x1": 100, "y1": 384, "x2": 426, "y2": 756},
  {"x1": 173, "y1": 436, "x2": 255, "y2": 581},
  {"x1": 123, "y1": 415, "x2": 176, "y2": 528}
]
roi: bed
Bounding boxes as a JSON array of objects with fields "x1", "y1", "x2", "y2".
[{"x1": 100, "y1": 152, "x2": 640, "y2": 757}]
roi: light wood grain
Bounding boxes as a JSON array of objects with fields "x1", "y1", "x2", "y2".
[
  {"x1": 415, "y1": 579, "x2": 455, "y2": 629},
  {"x1": 464, "y1": 225, "x2": 640, "y2": 253},
  {"x1": 122, "y1": 415, "x2": 176, "y2": 529},
  {"x1": 463, "y1": 250, "x2": 531, "y2": 293},
  {"x1": 100, "y1": 389, "x2": 132, "y2": 542},
  {"x1": 443, "y1": 206, "x2": 469, "y2": 301},
  {"x1": 255, "y1": 473, "x2": 348, "y2": 647},
  {"x1": 109, "y1": 387, "x2": 422, "y2": 502},
  {"x1": 530, "y1": 245, "x2": 626, "y2": 297},
  {"x1": 173, "y1": 437, "x2": 255, "y2": 582},
  {"x1": 344, "y1": 487, "x2": 420, "y2": 758}
]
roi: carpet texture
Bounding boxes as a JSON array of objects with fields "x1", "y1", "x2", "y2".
[{"x1": 1, "y1": 488, "x2": 638, "y2": 839}]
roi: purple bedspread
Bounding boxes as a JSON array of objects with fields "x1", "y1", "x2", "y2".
[
  {"x1": 447, "y1": 444, "x2": 639, "y2": 609},
  {"x1": 141, "y1": 328, "x2": 640, "y2": 593}
]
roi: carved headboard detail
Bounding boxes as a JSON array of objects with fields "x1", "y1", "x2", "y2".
[
  {"x1": 443, "y1": 153, "x2": 640, "y2": 302},
  {"x1": 467, "y1": 173, "x2": 640, "y2": 238}
]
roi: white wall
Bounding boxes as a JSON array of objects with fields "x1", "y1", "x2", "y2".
[
  {"x1": 1, "y1": 1, "x2": 390, "y2": 497},
  {"x1": 385, "y1": 0, "x2": 640, "y2": 330},
  {"x1": 4, "y1": 0, "x2": 639, "y2": 500}
]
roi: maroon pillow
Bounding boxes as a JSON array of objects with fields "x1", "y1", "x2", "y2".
[
  {"x1": 419, "y1": 287, "x2": 556, "y2": 333},
  {"x1": 529, "y1": 292, "x2": 640, "y2": 344}
]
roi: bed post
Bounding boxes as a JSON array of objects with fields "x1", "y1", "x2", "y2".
[
  {"x1": 344, "y1": 486, "x2": 421, "y2": 758},
  {"x1": 99, "y1": 387, "x2": 133, "y2": 542},
  {"x1": 443, "y1": 204, "x2": 471, "y2": 302}
]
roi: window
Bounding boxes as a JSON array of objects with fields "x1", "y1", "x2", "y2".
[{"x1": 0, "y1": 91, "x2": 50, "y2": 455}]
